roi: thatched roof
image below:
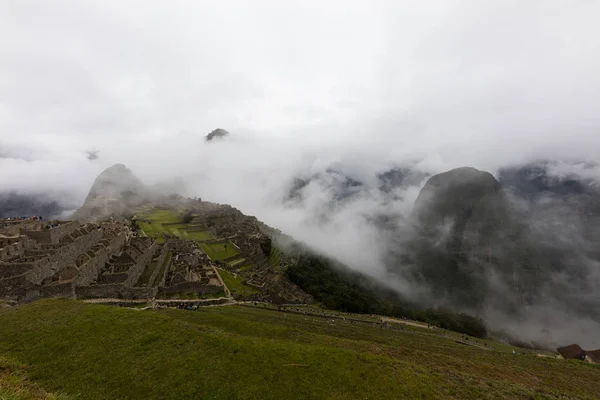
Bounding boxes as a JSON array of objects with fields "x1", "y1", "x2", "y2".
[{"x1": 557, "y1": 344, "x2": 586, "y2": 360}]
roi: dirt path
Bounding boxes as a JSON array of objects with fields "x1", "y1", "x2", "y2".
[{"x1": 380, "y1": 316, "x2": 432, "y2": 329}]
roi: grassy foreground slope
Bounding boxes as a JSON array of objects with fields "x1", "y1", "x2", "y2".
[
  {"x1": 0, "y1": 357, "x2": 68, "y2": 400},
  {"x1": 0, "y1": 300, "x2": 599, "y2": 400}
]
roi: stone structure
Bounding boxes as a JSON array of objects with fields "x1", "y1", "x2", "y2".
[
  {"x1": 0, "y1": 217, "x2": 224, "y2": 303},
  {"x1": 158, "y1": 239, "x2": 225, "y2": 298}
]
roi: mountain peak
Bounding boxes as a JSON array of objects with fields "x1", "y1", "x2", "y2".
[
  {"x1": 206, "y1": 128, "x2": 230, "y2": 141},
  {"x1": 73, "y1": 164, "x2": 148, "y2": 221}
]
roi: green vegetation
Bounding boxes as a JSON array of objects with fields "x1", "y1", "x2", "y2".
[
  {"x1": 238, "y1": 264, "x2": 253, "y2": 272},
  {"x1": 184, "y1": 231, "x2": 214, "y2": 241},
  {"x1": 136, "y1": 210, "x2": 181, "y2": 241},
  {"x1": 135, "y1": 209, "x2": 214, "y2": 243},
  {"x1": 199, "y1": 242, "x2": 238, "y2": 261},
  {"x1": 0, "y1": 300, "x2": 598, "y2": 399},
  {"x1": 268, "y1": 246, "x2": 281, "y2": 267},
  {"x1": 181, "y1": 210, "x2": 194, "y2": 224},
  {"x1": 414, "y1": 308, "x2": 487, "y2": 339},
  {"x1": 287, "y1": 252, "x2": 487, "y2": 338},
  {"x1": 217, "y1": 269, "x2": 258, "y2": 296},
  {"x1": 287, "y1": 253, "x2": 394, "y2": 314},
  {"x1": 0, "y1": 356, "x2": 68, "y2": 399}
]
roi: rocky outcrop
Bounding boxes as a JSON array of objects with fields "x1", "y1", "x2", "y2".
[
  {"x1": 394, "y1": 163, "x2": 600, "y2": 327},
  {"x1": 401, "y1": 167, "x2": 512, "y2": 306}
]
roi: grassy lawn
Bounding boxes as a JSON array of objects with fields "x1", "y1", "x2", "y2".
[
  {"x1": 136, "y1": 209, "x2": 214, "y2": 243},
  {"x1": 217, "y1": 269, "x2": 259, "y2": 296},
  {"x1": 137, "y1": 210, "x2": 214, "y2": 242},
  {"x1": 238, "y1": 264, "x2": 253, "y2": 272},
  {"x1": 0, "y1": 356, "x2": 68, "y2": 400},
  {"x1": 199, "y1": 242, "x2": 239, "y2": 261},
  {"x1": 136, "y1": 210, "x2": 181, "y2": 242},
  {"x1": 185, "y1": 231, "x2": 214, "y2": 241},
  {"x1": 0, "y1": 300, "x2": 599, "y2": 399}
]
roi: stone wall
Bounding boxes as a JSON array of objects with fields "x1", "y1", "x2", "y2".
[
  {"x1": 0, "y1": 236, "x2": 33, "y2": 261},
  {"x1": 98, "y1": 273, "x2": 128, "y2": 284},
  {"x1": 0, "y1": 262, "x2": 35, "y2": 278},
  {"x1": 124, "y1": 240, "x2": 157, "y2": 286},
  {"x1": 75, "y1": 249, "x2": 109, "y2": 286},
  {"x1": 157, "y1": 282, "x2": 223, "y2": 297},
  {"x1": 0, "y1": 275, "x2": 32, "y2": 299},
  {"x1": 155, "y1": 249, "x2": 173, "y2": 289},
  {"x1": 21, "y1": 221, "x2": 80, "y2": 244},
  {"x1": 25, "y1": 229, "x2": 103, "y2": 285},
  {"x1": 147, "y1": 244, "x2": 169, "y2": 288},
  {"x1": 75, "y1": 231, "x2": 126, "y2": 286},
  {"x1": 75, "y1": 284, "x2": 157, "y2": 299},
  {"x1": 23, "y1": 282, "x2": 75, "y2": 302}
]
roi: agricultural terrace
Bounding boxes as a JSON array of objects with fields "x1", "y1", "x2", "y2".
[
  {"x1": 135, "y1": 208, "x2": 249, "y2": 269},
  {"x1": 218, "y1": 269, "x2": 259, "y2": 296},
  {"x1": 198, "y1": 242, "x2": 239, "y2": 262},
  {"x1": 135, "y1": 209, "x2": 202, "y2": 242}
]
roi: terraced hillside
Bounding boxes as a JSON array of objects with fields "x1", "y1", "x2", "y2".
[
  {"x1": 135, "y1": 208, "x2": 241, "y2": 263},
  {"x1": 0, "y1": 299, "x2": 599, "y2": 399},
  {"x1": 132, "y1": 206, "x2": 310, "y2": 303}
]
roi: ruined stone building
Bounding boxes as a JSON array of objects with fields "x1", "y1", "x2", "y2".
[{"x1": 0, "y1": 218, "x2": 225, "y2": 303}]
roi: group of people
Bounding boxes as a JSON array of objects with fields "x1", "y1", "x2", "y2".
[
  {"x1": 4, "y1": 215, "x2": 43, "y2": 221},
  {"x1": 176, "y1": 303, "x2": 198, "y2": 311}
]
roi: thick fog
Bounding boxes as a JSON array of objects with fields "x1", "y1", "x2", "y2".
[{"x1": 2, "y1": 1, "x2": 600, "y2": 347}]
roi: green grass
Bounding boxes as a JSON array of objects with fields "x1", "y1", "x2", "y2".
[
  {"x1": 268, "y1": 246, "x2": 282, "y2": 270},
  {"x1": 136, "y1": 209, "x2": 214, "y2": 243},
  {"x1": 136, "y1": 210, "x2": 181, "y2": 242},
  {"x1": 199, "y1": 242, "x2": 239, "y2": 261},
  {"x1": 0, "y1": 300, "x2": 599, "y2": 399},
  {"x1": 185, "y1": 231, "x2": 214, "y2": 241},
  {"x1": 217, "y1": 269, "x2": 258, "y2": 296},
  {"x1": 0, "y1": 356, "x2": 68, "y2": 399},
  {"x1": 239, "y1": 264, "x2": 253, "y2": 272}
]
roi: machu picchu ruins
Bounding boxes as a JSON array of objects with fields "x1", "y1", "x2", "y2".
[
  {"x1": 0, "y1": 162, "x2": 314, "y2": 306},
  {"x1": 0, "y1": 203, "x2": 311, "y2": 306}
]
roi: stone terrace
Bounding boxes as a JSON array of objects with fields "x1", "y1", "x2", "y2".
[{"x1": 0, "y1": 217, "x2": 226, "y2": 303}]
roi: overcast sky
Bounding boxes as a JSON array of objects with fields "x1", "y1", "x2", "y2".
[{"x1": 2, "y1": 0, "x2": 600, "y2": 205}]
